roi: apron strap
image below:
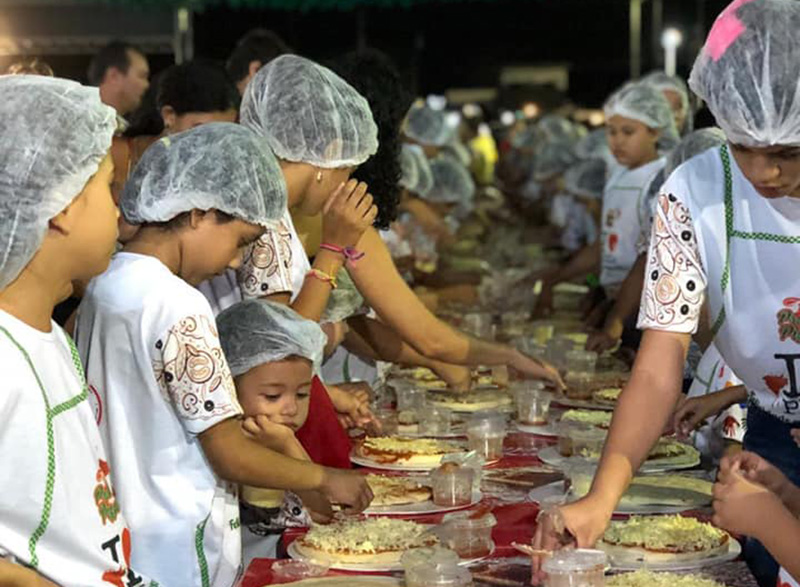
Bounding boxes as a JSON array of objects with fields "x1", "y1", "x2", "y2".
[{"x1": 709, "y1": 145, "x2": 735, "y2": 339}]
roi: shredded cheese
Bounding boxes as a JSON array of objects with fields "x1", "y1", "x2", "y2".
[
  {"x1": 302, "y1": 518, "x2": 434, "y2": 554},
  {"x1": 608, "y1": 570, "x2": 725, "y2": 587},
  {"x1": 603, "y1": 515, "x2": 726, "y2": 552}
]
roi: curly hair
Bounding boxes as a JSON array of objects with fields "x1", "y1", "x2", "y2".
[{"x1": 329, "y1": 49, "x2": 412, "y2": 229}]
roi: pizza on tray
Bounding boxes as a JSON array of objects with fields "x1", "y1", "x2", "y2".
[
  {"x1": 294, "y1": 517, "x2": 437, "y2": 566},
  {"x1": 579, "y1": 438, "x2": 700, "y2": 467},
  {"x1": 593, "y1": 387, "x2": 623, "y2": 406},
  {"x1": 428, "y1": 390, "x2": 512, "y2": 412},
  {"x1": 570, "y1": 473, "x2": 712, "y2": 509},
  {"x1": 356, "y1": 437, "x2": 464, "y2": 467},
  {"x1": 365, "y1": 474, "x2": 432, "y2": 507},
  {"x1": 600, "y1": 515, "x2": 729, "y2": 565},
  {"x1": 608, "y1": 569, "x2": 725, "y2": 587},
  {"x1": 560, "y1": 409, "x2": 613, "y2": 429}
]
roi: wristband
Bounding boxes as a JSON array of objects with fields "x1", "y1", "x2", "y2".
[
  {"x1": 306, "y1": 268, "x2": 338, "y2": 289},
  {"x1": 320, "y1": 243, "x2": 366, "y2": 267}
]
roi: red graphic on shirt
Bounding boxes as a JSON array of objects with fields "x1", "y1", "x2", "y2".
[
  {"x1": 88, "y1": 384, "x2": 103, "y2": 425},
  {"x1": 764, "y1": 374, "x2": 788, "y2": 397},
  {"x1": 723, "y1": 416, "x2": 740, "y2": 437},
  {"x1": 608, "y1": 234, "x2": 619, "y2": 252},
  {"x1": 718, "y1": 365, "x2": 726, "y2": 379},
  {"x1": 102, "y1": 529, "x2": 132, "y2": 587},
  {"x1": 94, "y1": 460, "x2": 120, "y2": 525},
  {"x1": 777, "y1": 298, "x2": 800, "y2": 343}
]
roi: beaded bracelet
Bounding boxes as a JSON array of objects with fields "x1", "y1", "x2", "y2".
[
  {"x1": 319, "y1": 243, "x2": 366, "y2": 267},
  {"x1": 306, "y1": 268, "x2": 338, "y2": 289}
]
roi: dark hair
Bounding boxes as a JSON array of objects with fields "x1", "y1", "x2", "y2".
[
  {"x1": 145, "y1": 210, "x2": 236, "y2": 231},
  {"x1": 87, "y1": 40, "x2": 143, "y2": 86},
  {"x1": 156, "y1": 60, "x2": 239, "y2": 115},
  {"x1": 330, "y1": 50, "x2": 412, "y2": 229},
  {"x1": 7, "y1": 58, "x2": 54, "y2": 76},
  {"x1": 226, "y1": 28, "x2": 291, "y2": 84}
]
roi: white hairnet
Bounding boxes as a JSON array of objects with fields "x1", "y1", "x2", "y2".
[
  {"x1": 403, "y1": 103, "x2": 457, "y2": 147},
  {"x1": 665, "y1": 127, "x2": 727, "y2": 177},
  {"x1": 427, "y1": 155, "x2": 476, "y2": 205},
  {"x1": 322, "y1": 270, "x2": 365, "y2": 324},
  {"x1": 0, "y1": 75, "x2": 116, "y2": 290},
  {"x1": 564, "y1": 159, "x2": 608, "y2": 200},
  {"x1": 689, "y1": 0, "x2": 800, "y2": 147},
  {"x1": 604, "y1": 82, "x2": 680, "y2": 151},
  {"x1": 536, "y1": 114, "x2": 585, "y2": 146},
  {"x1": 240, "y1": 54, "x2": 378, "y2": 168},
  {"x1": 218, "y1": 298, "x2": 327, "y2": 377},
  {"x1": 643, "y1": 71, "x2": 693, "y2": 133},
  {"x1": 121, "y1": 123, "x2": 287, "y2": 228},
  {"x1": 533, "y1": 141, "x2": 578, "y2": 181},
  {"x1": 573, "y1": 129, "x2": 611, "y2": 161},
  {"x1": 399, "y1": 144, "x2": 434, "y2": 197}
]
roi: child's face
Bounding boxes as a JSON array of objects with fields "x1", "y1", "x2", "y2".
[
  {"x1": 181, "y1": 213, "x2": 263, "y2": 285},
  {"x1": 235, "y1": 356, "x2": 313, "y2": 430},
  {"x1": 606, "y1": 115, "x2": 659, "y2": 169},
  {"x1": 729, "y1": 143, "x2": 800, "y2": 199},
  {"x1": 296, "y1": 165, "x2": 357, "y2": 216},
  {"x1": 63, "y1": 154, "x2": 120, "y2": 281}
]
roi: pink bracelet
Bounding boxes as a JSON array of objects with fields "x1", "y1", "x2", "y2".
[{"x1": 320, "y1": 243, "x2": 366, "y2": 267}]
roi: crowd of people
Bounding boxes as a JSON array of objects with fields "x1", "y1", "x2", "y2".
[{"x1": 0, "y1": 0, "x2": 799, "y2": 585}]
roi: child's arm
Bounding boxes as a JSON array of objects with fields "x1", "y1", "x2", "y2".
[
  {"x1": 720, "y1": 451, "x2": 800, "y2": 517},
  {"x1": 672, "y1": 385, "x2": 747, "y2": 438},
  {"x1": 199, "y1": 417, "x2": 372, "y2": 513},
  {"x1": 0, "y1": 559, "x2": 58, "y2": 586},
  {"x1": 533, "y1": 241, "x2": 601, "y2": 318}
]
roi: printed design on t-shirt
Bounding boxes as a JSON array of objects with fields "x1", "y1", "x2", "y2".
[
  {"x1": 777, "y1": 297, "x2": 800, "y2": 344},
  {"x1": 94, "y1": 459, "x2": 120, "y2": 525},
  {"x1": 604, "y1": 208, "x2": 620, "y2": 228},
  {"x1": 640, "y1": 193, "x2": 703, "y2": 328},
  {"x1": 722, "y1": 415, "x2": 740, "y2": 438},
  {"x1": 153, "y1": 315, "x2": 240, "y2": 423},
  {"x1": 89, "y1": 384, "x2": 103, "y2": 425},
  {"x1": 237, "y1": 220, "x2": 294, "y2": 298},
  {"x1": 101, "y1": 528, "x2": 148, "y2": 587}
]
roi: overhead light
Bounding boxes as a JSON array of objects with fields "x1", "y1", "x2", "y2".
[
  {"x1": 427, "y1": 95, "x2": 447, "y2": 111},
  {"x1": 500, "y1": 111, "x2": 516, "y2": 126},
  {"x1": 462, "y1": 103, "x2": 481, "y2": 118},
  {"x1": 522, "y1": 102, "x2": 540, "y2": 119},
  {"x1": 661, "y1": 27, "x2": 684, "y2": 50}
]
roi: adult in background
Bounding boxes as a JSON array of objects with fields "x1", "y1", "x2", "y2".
[
  {"x1": 87, "y1": 40, "x2": 150, "y2": 129},
  {"x1": 226, "y1": 28, "x2": 291, "y2": 96}
]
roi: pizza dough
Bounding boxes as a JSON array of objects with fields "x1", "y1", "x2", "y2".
[
  {"x1": 428, "y1": 390, "x2": 512, "y2": 413},
  {"x1": 295, "y1": 518, "x2": 437, "y2": 566},
  {"x1": 570, "y1": 473, "x2": 712, "y2": 508},
  {"x1": 273, "y1": 579, "x2": 400, "y2": 587},
  {"x1": 365, "y1": 475, "x2": 431, "y2": 507},
  {"x1": 600, "y1": 516, "x2": 729, "y2": 565},
  {"x1": 593, "y1": 387, "x2": 622, "y2": 406},
  {"x1": 560, "y1": 409, "x2": 613, "y2": 428},
  {"x1": 607, "y1": 570, "x2": 725, "y2": 587},
  {"x1": 580, "y1": 438, "x2": 700, "y2": 468},
  {"x1": 357, "y1": 437, "x2": 464, "y2": 467}
]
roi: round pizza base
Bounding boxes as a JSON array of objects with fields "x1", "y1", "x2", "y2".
[
  {"x1": 291, "y1": 540, "x2": 408, "y2": 568},
  {"x1": 551, "y1": 397, "x2": 614, "y2": 411},
  {"x1": 537, "y1": 446, "x2": 700, "y2": 474},
  {"x1": 599, "y1": 537, "x2": 740, "y2": 572},
  {"x1": 365, "y1": 490, "x2": 482, "y2": 516},
  {"x1": 428, "y1": 398, "x2": 513, "y2": 413},
  {"x1": 267, "y1": 579, "x2": 400, "y2": 587}
]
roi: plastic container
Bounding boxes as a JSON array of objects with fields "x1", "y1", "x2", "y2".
[
  {"x1": 420, "y1": 406, "x2": 453, "y2": 436},
  {"x1": 430, "y1": 465, "x2": 475, "y2": 507},
  {"x1": 466, "y1": 413, "x2": 507, "y2": 461},
  {"x1": 531, "y1": 320, "x2": 556, "y2": 346},
  {"x1": 564, "y1": 373, "x2": 594, "y2": 400},
  {"x1": 542, "y1": 549, "x2": 607, "y2": 587},
  {"x1": 547, "y1": 336, "x2": 578, "y2": 369},
  {"x1": 403, "y1": 546, "x2": 473, "y2": 587},
  {"x1": 373, "y1": 408, "x2": 399, "y2": 436},
  {"x1": 557, "y1": 421, "x2": 587, "y2": 457},
  {"x1": 438, "y1": 511, "x2": 497, "y2": 559},
  {"x1": 462, "y1": 312, "x2": 496, "y2": 340},
  {"x1": 397, "y1": 386, "x2": 427, "y2": 413},
  {"x1": 565, "y1": 349, "x2": 598, "y2": 376},
  {"x1": 271, "y1": 560, "x2": 329, "y2": 581},
  {"x1": 515, "y1": 387, "x2": 553, "y2": 426},
  {"x1": 567, "y1": 426, "x2": 607, "y2": 459}
]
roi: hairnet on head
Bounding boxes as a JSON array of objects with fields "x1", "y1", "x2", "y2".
[
  {"x1": 0, "y1": 75, "x2": 116, "y2": 290},
  {"x1": 426, "y1": 155, "x2": 476, "y2": 205},
  {"x1": 573, "y1": 129, "x2": 610, "y2": 161},
  {"x1": 322, "y1": 270, "x2": 365, "y2": 324},
  {"x1": 399, "y1": 144, "x2": 434, "y2": 197},
  {"x1": 604, "y1": 82, "x2": 680, "y2": 150},
  {"x1": 689, "y1": 0, "x2": 800, "y2": 147},
  {"x1": 240, "y1": 54, "x2": 378, "y2": 168},
  {"x1": 564, "y1": 159, "x2": 608, "y2": 200},
  {"x1": 218, "y1": 299, "x2": 327, "y2": 376},
  {"x1": 665, "y1": 127, "x2": 727, "y2": 177},
  {"x1": 533, "y1": 141, "x2": 578, "y2": 181},
  {"x1": 403, "y1": 103, "x2": 457, "y2": 147},
  {"x1": 121, "y1": 123, "x2": 287, "y2": 228},
  {"x1": 643, "y1": 71, "x2": 693, "y2": 133},
  {"x1": 535, "y1": 114, "x2": 584, "y2": 146}
]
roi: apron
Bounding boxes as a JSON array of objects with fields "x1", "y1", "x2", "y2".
[{"x1": 600, "y1": 158, "x2": 665, "y2": 295}]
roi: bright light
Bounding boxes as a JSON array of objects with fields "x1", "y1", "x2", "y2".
[
  {"x1": 445, "y1": 111, "x2": 462, "y2": 129},
  {"x1": 427, "y1": 95, "x2": 447, "y2": 111},
  {"x1": 522, "y1": 102, "x2": 540, "y2": 119},
  {"x1": 500, "y1": 111, "x2": 515, "y2": 126},
  {"x1": 661, "y1": 27, "x2": 683, "y2": 50},
  {"x1": 588, "y1": 111, "x2": 606, "y2": 126},
  {"x1": 462, "y1": 103, "x2": 481, "y2": 118}
]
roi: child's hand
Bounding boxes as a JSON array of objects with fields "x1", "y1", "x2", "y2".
[
  {"x1": 328, "y1": 384, "x2": 376, "y2": 430},
  {"x1": 241, "y1": 415, "x2": 296, "y2": 452},
  {"x1": 319, "y1": 469, "x2": 373, "y2": 513},
  {"x1": 712, "y1": 463, "x2": 783, "y2": 538},
  {"x1": 719, "y1": 451, "x2": 790, "y2": 499},
  {"x1": 673, "y1": 394, "x2": 725, "y2": 439},
  {"x1": 509, "y1": 351, "x2": 565, "y2": 392},
  {"x1": 321, "y1": 321, "x2": 349, "y2": 357},
  {"x1": 322, "y1": 179, "x2": 378, "y2": 249}
]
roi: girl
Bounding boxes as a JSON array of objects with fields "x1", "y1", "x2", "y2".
[
  {"x1": 534, "y1": 3, "x2": 800, "y2": 586},
  {"x1": 239, "y1": 55, "x2": 562, "y2": 386},
  {"x1": 560, "y1": 159, "x2": 606, "y2": 253},
  {"x1": 0, "y1": 76, "x2": 155, "y2": 586},
  {"x1": 535, "y1": 82, "x2": 677, "y2": 318},
  {"x1": 217, "y1": 299, "x2": 330, "y2": 566},
  {"x1": 75, "y1": 123, "x2": 372, "y2": 587}
]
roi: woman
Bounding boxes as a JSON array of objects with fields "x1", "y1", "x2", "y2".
[{"x1": 534, "y1": 3, "x2": 800, "y2": 586}]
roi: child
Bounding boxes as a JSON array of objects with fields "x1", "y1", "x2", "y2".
[
  {"x1": 0, "y1": 76, "x2": 156, "y2": 586},
  {"x1": 75, "y1": 123, "x2": 372, "y2": 587},
  {"x1": 535, "y1": 82, "x2": 677, "y2": 317},
  {"x1": 560, "y1": 159, "x2": 607, "y2": 253},
  {"x1": 217, "y1": 299, "x2": 332, "y2": 565}
]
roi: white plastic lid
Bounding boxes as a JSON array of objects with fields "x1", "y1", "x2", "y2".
[{"x1": 541, "y1": 549, "x2": 607, "y2": 574}]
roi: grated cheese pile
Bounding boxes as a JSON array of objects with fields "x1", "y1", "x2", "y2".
[
  {"x1": 561, "y1": 409, "x2": 613, "y2": 427},
  {"x1": 302, "y1": 517, "x2": 433, "y2": 554},
  {"x1": 603, "y1": 515, "x2": 726, "y2": 552},
  {"x1": 594, "y1": 388, "x2": 622, "y2": 402},
  {"x1": 363, "y1": 437, "x2": 462, "y2": 455},
  {"x1": 608, "y1": 569, "x2": 725, "y2": 587}
]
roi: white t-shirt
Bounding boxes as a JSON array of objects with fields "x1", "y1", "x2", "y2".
[
  {"x1": 76, "y1": 253, "x2": 243, "y2": 587},
  {"x1": 0, "y1": 310, "x2": 156, "y2": 587}
]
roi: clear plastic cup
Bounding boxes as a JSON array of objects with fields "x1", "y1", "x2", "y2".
[
  {"x1": 542, "y1": 549, "x2": 607, "y2": 587},
  {"x1": 462, "y1": 312, "x2": 496, "y2": 340},
  {"x1": 531, "y1": 320, "x2": 556, "y2": 346},
  {"x1": 420, "y1": 406, "x2": 453, "y2": 436},
  {"x1": 515, "y1": 387, "x2": 554, "y2": 426},
  {"x1": 466, "y1": 413, "x2": 507, "y2": 461},
  {"x1": 373, "y1": 408, "x2": 398, "y2": 436},
  {"x1": 547, "y1": 336, "x2": 578, "y2": 369},
  {"x1": 438, "y1": 511, "x2": 497, "y2": 559},
  {"x1": 430, "y1": 466, "x2": 475, "y2": 507},
  {"x1": 397, "y1": 386, "x2": 427, "y2": 413},
  {"x1": 271, "y1": 560, "x2": 329, "y2": 581},
  {"x1": 557, "y1": 421, "x2": 585, "y2": 457},
  {"x1": 403, "y1": 546, "x2": 473, "y2": 587},
  {"x1": 569, "y1": 426, "x2": 607, "y2": 458},
  {"x1": 565, "y1": 349, "x2": 598, "y2": 375},
  {"x1": 564, "y1": 372, "x2": 594, "y2": 400}
]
